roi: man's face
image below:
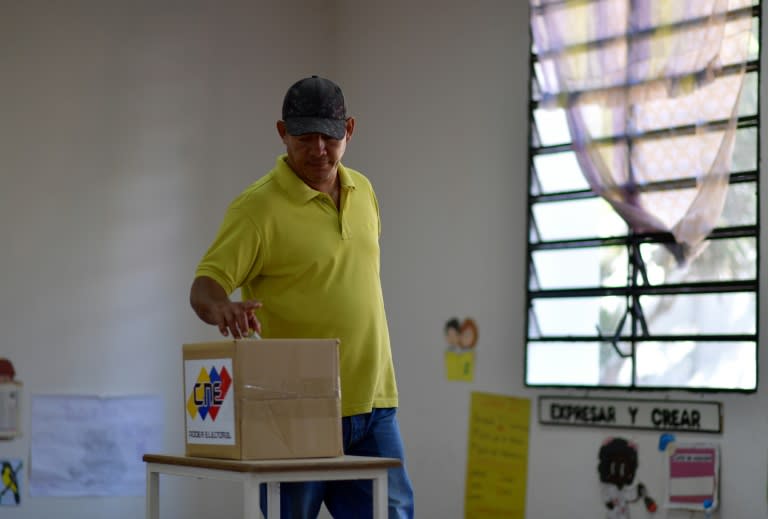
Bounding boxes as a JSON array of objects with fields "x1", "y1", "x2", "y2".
[{"x1": 277, "y1": 118, "x2": 355, "y2": 188}]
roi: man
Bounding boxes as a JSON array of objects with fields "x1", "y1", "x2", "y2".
[{"x1": 189, "y1": 76, "x2": 414, "y2": 519}]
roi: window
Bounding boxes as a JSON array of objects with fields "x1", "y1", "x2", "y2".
[{"x1": 525, "y1": 0, "x2": 760, "y2": 391}]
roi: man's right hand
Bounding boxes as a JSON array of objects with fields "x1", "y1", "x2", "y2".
[
  {"x1": 207, "y1": 300, "x2": 262, "y2": 339},
  {"x1": 190, "y1": 276, "x2": 263, "y2": 339}
]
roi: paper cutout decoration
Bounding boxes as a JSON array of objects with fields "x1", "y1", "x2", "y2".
[
  {"x1": 666, "y1": 443, "x2": 719, "y2": 511},
  {"x1": 444, "y1": 317, "x2": 478, "y2": 382},
  {"x1": 0, "y1": 359, "x2": 21, "y2": 440},
  {"x1": 0, "y1": 459, "x2": 22, "y2": 506},
  {"x1": 597, "y1": 437, "x2": 657, "y2": 518},
  {"x1": 0, "y1": 359, "x2": 14, "y2": 381}
]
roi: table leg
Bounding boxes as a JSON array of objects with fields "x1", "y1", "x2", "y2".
[
  {"x1": 372, "y1": 473, "x2": 388, "y2": 519},
  {"x1": 266, "y1": 482, "x2": 280, "y2": 519},
  {"x1": 146, "y1": 465, "x2": 159, "y2": 519},
  {"x1": 243, "y1": 477, "x2": 261, "y2": 519}
]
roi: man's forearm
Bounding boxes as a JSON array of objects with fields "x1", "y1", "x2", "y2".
[{"x1": 189, "y1": 276, "x2": 229, "y2": 325}]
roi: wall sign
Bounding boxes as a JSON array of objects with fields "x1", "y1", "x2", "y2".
[{"x1": 538, "y1": 396, "x2": 722, "y2": 433}]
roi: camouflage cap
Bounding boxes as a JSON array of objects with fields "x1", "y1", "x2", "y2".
[{"x1": 281, "y1": 76, "x2": 348, "y2": 140}]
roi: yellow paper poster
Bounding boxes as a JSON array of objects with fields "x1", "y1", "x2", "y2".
[{"x1": 465, "y1": 392, "x2": 530, "y2": 519}]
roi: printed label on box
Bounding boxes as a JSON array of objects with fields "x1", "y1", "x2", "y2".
[{"x1": 184, "y1": 358, "x2": 235, "y2": 445}]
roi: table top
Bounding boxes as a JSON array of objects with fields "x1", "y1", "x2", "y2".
[{"x1": 143, "y1": 454, "x2": 401, "y2": 473}]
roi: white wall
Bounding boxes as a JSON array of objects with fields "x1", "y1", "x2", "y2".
[{"x1": 0, "y1": 1, "x2": 766, "y2": 518}]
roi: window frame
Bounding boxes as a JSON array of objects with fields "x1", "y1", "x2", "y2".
[{"x1": 524, "y1": 2, "x2": 762, "y2": 393}]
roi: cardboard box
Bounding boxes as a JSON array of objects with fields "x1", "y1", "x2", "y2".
[{"x1": 183, "y1": 338, "x2": 342, "y2": 460}]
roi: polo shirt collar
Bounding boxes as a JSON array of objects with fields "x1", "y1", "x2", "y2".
[{"x1": 274, "y1": 154, "x2": 357, "y2": 204}]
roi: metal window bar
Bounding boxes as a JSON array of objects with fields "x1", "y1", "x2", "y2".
[
  {"x1": 532, "y1": 63, "x2": 759, "y2": 112},
  {"x1": 531, "y1": 170, "x2": 758, "y2": 204},
  {"x1": 531, "y1": 113, "x2": 758, "y2": 157},
  {"x1": 531, "y1": 4, "x2": 758, "y2": 62},
  {"x1": 530, "y1": 225, "x2": 757, "y2": 252}
]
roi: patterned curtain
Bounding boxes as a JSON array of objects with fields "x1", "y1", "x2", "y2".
[{"x1": 530, "y1": 0, "x2": 753, "y2": 265}]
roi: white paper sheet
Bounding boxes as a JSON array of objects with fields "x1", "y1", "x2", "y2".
[{"x1": 30, "y1": 394, "x2": 163, "y2": 497}]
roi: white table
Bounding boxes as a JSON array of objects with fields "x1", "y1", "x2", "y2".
[{"x1": 143, "y1": 453, "x2": 401, "y2": 519}]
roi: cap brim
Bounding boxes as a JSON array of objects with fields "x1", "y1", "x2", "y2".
[{"x1": 285, "y1": 117, "x2": 346, "y2": 140}]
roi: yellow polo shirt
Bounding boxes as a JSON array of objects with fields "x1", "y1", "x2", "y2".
[{"x1": 195, "y1": 155, "x2": 398, "y2": 416}]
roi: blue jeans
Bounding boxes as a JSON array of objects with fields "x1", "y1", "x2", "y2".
[{"x1": 259, "y1": 407, "x2": 414, "y2": 518}]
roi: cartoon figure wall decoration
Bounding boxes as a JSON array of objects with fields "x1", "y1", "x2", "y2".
[
  {"x1": 444, "y1": 317, "x2": 478, "y2": 382},
  {"x1": 598, "y1": 437, "x2": 657, "y2": 519}
]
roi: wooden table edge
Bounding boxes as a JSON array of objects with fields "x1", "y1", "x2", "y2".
[{"x1": 142, "y1": 453, "x2": 402, "y2": 473}]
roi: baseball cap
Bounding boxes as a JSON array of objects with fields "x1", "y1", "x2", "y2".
[{"x1": 281, "y1": 76, "x2": 348, "y2": 140}]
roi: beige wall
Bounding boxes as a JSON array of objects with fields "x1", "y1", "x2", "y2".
[
  {"x1": 335, "y1": 1, "x2": 529, "y2": 516},
  {"x1": 0, "y1": 2, "x2": 336, "y2": 517}
]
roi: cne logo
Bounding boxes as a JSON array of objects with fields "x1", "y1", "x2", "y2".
[{"x1": 186, "y1": 366, "x2": 232, "y2": 421}]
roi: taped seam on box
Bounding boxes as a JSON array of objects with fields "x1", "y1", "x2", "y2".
[
  {"x1": 242, "y1": 379, "x2": 338, "y2": 392},
  {"x1": 239, "y1": 392, "x2": 339, "y2": 400},
  {"x1": 238, "y1": 395, "x2": 341, "y2": 410},
  {"x1": 240, "y1": 397, "x2": 341, "y2": 417},
  {"x1": 241, "y1": 381, "x2": 339, "y2": 400}
]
